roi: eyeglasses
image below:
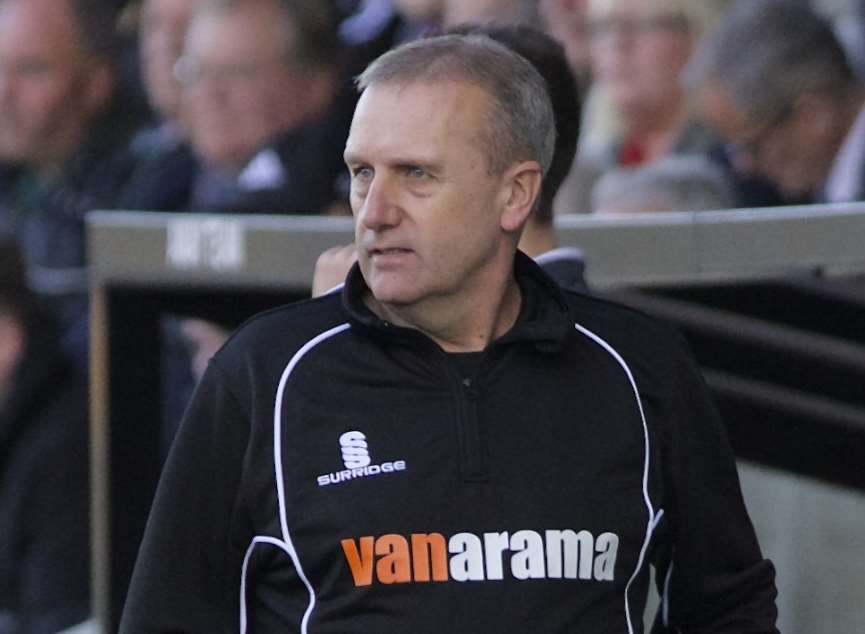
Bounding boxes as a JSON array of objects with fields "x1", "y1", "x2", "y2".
[
  {"x1": 588, "y1": 14, "x2": 689, "y2": 40},
  {"x1": 172, "y1": 55, "x2": 291, "y2": 87},
  {"x1": 727, "y1": 103, "x2": 794, "y2": 163}
]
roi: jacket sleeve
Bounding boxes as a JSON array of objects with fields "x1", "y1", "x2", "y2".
[
  {"x1": 120, "y1": 361, "x2": 252, "y2": 633},
  {"x1": 651, "y1": 338, "x2": 779, "y2": 633}
]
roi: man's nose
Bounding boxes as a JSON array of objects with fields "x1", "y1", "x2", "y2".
[{"x1": 360, "y1": 174, "x2": 400, "y2": 230}]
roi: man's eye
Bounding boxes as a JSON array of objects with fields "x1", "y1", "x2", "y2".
[
  {"x1": 405, "y1": 167, "x2": 426, "y2": 178},
  {"x1": 352, "y1": 166, "x2": 373, "y2": 179}
]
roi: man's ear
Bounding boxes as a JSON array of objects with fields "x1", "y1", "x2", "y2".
[{"x1": 499, "y1": 160, "x2": 543, "y2": 232}]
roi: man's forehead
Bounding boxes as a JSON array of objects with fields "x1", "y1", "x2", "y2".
[
  {"x1": 352, "y1": 79, "x2": 492, "y2": 127},
  {"x1": 346, "y1": 80, "x2": 491, "y2": 155},
  {"x1": 0, "y1": 0, "x2": 87, "y2": 61}
]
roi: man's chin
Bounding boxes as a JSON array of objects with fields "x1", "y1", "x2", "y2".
[{"x1": 367, "y1": 286, "x2": 417, "y2": 307}]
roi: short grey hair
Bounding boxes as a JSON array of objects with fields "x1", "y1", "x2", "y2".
[
  {"x1": 592, "y1": 155, "x2": 736, "y2": 214},
  {"x1": 684, "y1": 0, "x2": 855, "y2": 121},
  {"x1": 356, "y1": 33, "x2": 556, "y2": 177}
]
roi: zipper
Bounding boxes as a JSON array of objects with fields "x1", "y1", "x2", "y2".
[{"x1": 454, "y1": 372, "x2": 487, "y2": 482}]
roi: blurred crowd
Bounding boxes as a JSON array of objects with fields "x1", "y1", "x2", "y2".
[{"x1": 1, "y1": 0, "x2": 864, "y2": 630}]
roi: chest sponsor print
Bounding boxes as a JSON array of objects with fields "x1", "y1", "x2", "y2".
[{"x1": 340, "y1": 528, "x2": 620, "y2": 587}]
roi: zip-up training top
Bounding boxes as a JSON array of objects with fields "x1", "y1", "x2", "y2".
[{"x1": 121, "y1": 252, "x2": 777, "y2": 633}]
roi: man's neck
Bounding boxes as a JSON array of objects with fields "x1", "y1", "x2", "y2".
[
  {"x1": 518, "y1": 219, "x2": 557, "y2": 259},
  {"x1": 365, "y1": 274, "x2": 523, "y2": 353}
]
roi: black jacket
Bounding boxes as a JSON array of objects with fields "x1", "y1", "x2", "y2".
[
  {"x1": 121, "y1": 253, "x2": 777, "y2": 633},
  {"x1": 0, "y1": 309, "x2": 89, "y2": 633}
]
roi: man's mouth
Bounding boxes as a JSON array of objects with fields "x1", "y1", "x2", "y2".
[{"x1": 371, "y1": 247, "x2": 412, "y2": 256}]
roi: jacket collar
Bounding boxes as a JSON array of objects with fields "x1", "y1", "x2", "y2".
[{"x1": 341, "y1": 250, "x2": 573, "y2": 353}]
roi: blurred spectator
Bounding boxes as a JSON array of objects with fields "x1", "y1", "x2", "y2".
[
  {"x1": 476, "y1": 24, "x2": 588, "y2": 291},
  {"x1": 592, "y1": 153, "x2": 736, "y2": 214},
  {"x1": 824, "y1": 0, "x2": 865, "y2": 82},
  {"x1": 0, "y1": 0, "x2": 141, "y2": 364},
  {"x1": 139, "y1": 0, "x2": 198, "y2": 128},
  {"x1": 686, "y1": 0, "x2": 865, "y2": 204},
  {"x1": 554, "y1": 0, "x2": 728, "y2": 215},
  {"x1": 339, "y1": 0, "x2": 444, "y2": 72},
  {"x1": 442, "y1": 0, "x2": 538, "y2": 28},
  {"x1": 552, "y1": 0, "x2": 789, "y2": 215},
  {"x1": 0, "y1": 237, "x2": 90, "y2": 633},
  {"x1": 119, "y1": 0, "x2": 200, "y2": 212},
  {"x1": 120, "y1": 0, "x2": 354, "y2": 215},
  {"x1": 539, "y1": 0, "x2": 592, "y2": 88}
]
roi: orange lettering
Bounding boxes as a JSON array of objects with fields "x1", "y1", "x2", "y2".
[
  {"x1": 411, "y1": 533, "x2": 449, "y2": 582},
  {"x1": 341, "y1": 537, "x2": 375, "y2": 586},
  {"x1": 375, "y1": 534, "x2": 412, "y2": 583}
]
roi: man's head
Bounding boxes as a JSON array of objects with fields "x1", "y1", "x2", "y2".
[
  {"x1": 587, "y1": 0, "x2": 721, "y2": 127},
  {"x1": 345, "y1": 34, "x2": 555, "y2": 311},
  {"x1": 0, "y1": 0, "x2": 118, "y2": 171},
  {"x1": 177, "y1": 0, "x2": 340, "y2": 170},
  {"x1": 139, "y1": 0, "x2": 199, "y2": 122},
  {"x1": 539, "y1": 0, "x2": 592, "y2": 84},
  {"x1": 592, "y1": 154, "x2": 735, "y2": 214},
  {"x1": 686, "y1": 0, "x2": 860, "y2": 200},
  {"x1": 442, "y1": 0, "x2": 538, "y2": 29}
]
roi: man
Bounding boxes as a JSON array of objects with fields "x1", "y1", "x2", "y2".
[
  {"x1": 686, "y1": 0, "x2": 865, "y2": 203},
  {"x1": 121, "y1": 34, "x2": 777, "y2": 632},
  {"x1": 0, "y1": 237, "x2": 90, "y2": 632},
  {"x1": 122, "y1": 0, "x2": 354, "y2": 215},
  {"x1": 118, "y1": 0, "x2": 200, "y2": 214},
  {"x1": 0, "y1": 0, "x2": 138, "y2": 362},
  {"x1": 138, "y1": 0, "x2": 198, "y2": 128}
]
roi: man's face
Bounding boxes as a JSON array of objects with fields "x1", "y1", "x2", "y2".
[
  {"x1": 696, "y1": 82, "x2": 839, "y2": 200},
  {"x1": 139, "y1": 0, "x2": 197, "y2": 121},
  {"x1": 180, "y1": 2, "x2": 314, "y2": 169},
  {"x1": 588, "y1": 0, "x2": 693, "y2": 122},
  {"x1": 344, "y1": 80, "x2": 513, "y2": 310},
  {"x1": 0, "y1": 0, "x2": 107, "y2": 168}
]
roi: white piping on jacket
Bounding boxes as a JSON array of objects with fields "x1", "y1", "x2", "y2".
[
  {"x1": 239, "y1": 323, "x2": 351, "y2": 634},
  {"x1": 574, "y1": 322, "x2": 662, "y2": 634}
]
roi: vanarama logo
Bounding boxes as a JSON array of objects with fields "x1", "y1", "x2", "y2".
[
  {"x1": 317, "y1": 431, "x2": 407, "y2": 487},
  {"x1": 340, "y1": 528, "x2": 619, "y2": 586}
]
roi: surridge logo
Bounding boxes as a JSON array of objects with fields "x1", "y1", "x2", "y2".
[
  {"x1": 340, "y1": 430, "x2": 370, "y2": 468},
  {"x1": 317, "y1": 431, "x2": 407, "y2": 487},
  {"x1": 340, "y1": 528, "x2": 620, "y2": 586}
]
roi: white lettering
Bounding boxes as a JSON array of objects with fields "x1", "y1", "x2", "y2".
[
  {"x1": 545, "y1": 529, "x2": 595, "y2": 579},
  {"x1": 316, "y1": 460, "x2": 409, "y2": 487},
  {"x1": 510, "y1": 530, "x2": 546, "y2": 580},
  {"x1": 483, "y1": 532, "x2": 509, "y2": 580},
  {"x1": 448, "y1": 533, "x2": 485, "y2": 581},
  {"x1": 593, "y1": 532, "x2": 619, "y2": 581}
]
